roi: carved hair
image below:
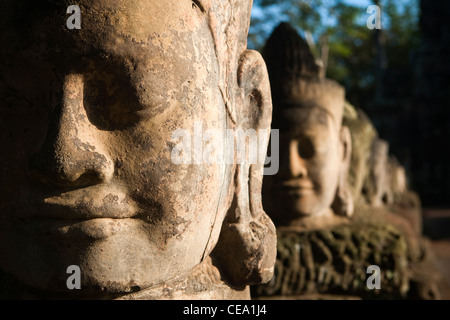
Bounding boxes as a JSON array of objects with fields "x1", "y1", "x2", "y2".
[{"x1": 202, "y1": 0, "x2": 253, "y2": 124}]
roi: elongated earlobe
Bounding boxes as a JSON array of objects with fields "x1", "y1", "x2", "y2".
[
  {"x1": 212, "y1": 165, "x2": 277, "y2": 286},
  {"x1": 211, "y1": 50, "x2": 277, "y2": 287}
]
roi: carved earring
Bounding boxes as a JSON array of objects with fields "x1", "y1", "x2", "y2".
[
  {"x1": 332, "y1": 126, "x2": 354, "y2": 217},
  {"x1": 211, "y1": 163, "x2": 277, "y2": 287},
  {"x1": 332, "y1": 178, "x2": 354, "y2": 217}
]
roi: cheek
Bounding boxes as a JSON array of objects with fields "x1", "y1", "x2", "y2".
[
  {"x1": 107, "y1": 107, "x2": 228, "y2": 213},
  {"x1": 310, "y1": 148, "x2": 341, "y2": 193}
]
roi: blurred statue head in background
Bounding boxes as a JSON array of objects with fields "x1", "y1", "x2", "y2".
[
  {"x1": 342, "y1": 103, "x2": 377, "y2": 203},
  {"x1": 362, "y1": 138, "x2": 390, "y2": 207},
  {"x1": 262, "y1": 23, "x2": 353, "y2": 230},
  {"x1": 0, "y1": 0, "x2": 276, "y2": 299},
  {"x1": 387, "y1": 155, "x2": 408, "y2": 200}
]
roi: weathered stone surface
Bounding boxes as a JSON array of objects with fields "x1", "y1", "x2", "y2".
[
  {"x1": 343, "y1": 101, "x2": 422, "y2": 237},
  {"x1": 256, "y1": 22, "x2": 443, "y2": 300},
  {"x1": 252, "y1": 218, "x2": 442, "y2": 299},
  {"x1": 253, "y1": 223, "x2": 409, "y2": 299},
  {"x1": 0, "y1": 0, "x2": 276, "y2": 299},
  {"x1": 343, "y1": 102, "x2": 377, "y2": 202},
  {"x1": 363, "y1": 138, "x2": 390, "y2": 207},
  {"x1": 0, "y1": 256, "x2": 251, "y2": 300},
  {"x1": 391, "y1": 191, "x2": 423, "y2": 236}
]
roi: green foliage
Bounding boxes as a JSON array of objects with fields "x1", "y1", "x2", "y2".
[{"x1": 249, "y1": 0, "x2": 420, "y2": 110}]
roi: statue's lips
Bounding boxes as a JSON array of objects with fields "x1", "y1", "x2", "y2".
[
  {"x1": 14, "y1": 184, "x2": 152, "y2": 239},
  {"x1": 18, "y1": 185, "x2": 140, "y2": 239},
  {"x1": 22, "y1": 218, "x2": 139, "y2": 240},
  {"x1": 22, "y1": 185, "x2": 138, "y2": 220},
  {"x1": 278, "y1": 180, "x2": 314, "y2": 192}
]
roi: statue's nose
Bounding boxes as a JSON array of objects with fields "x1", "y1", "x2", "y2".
[
  {"x1": 28, "y1": 74, "x2": 114, "y2": 189},
  {"x1": 278, "y1": 140, "x2": 308, "y2": 179}
]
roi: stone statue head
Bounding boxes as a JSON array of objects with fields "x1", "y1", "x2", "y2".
[
  {"x1": 0, "y1": 0, "x2": 276, "y2": 298},
  {"x1": 261, "y1": 23, "x2": 353, "y2": 230},
  {"x1": 382, "y1": 155, "x2": 409, "y2": 208},
  {"x1": 362, "y1": 138, "x2": 390, "y2": 207},
  {"x1": 387, "y1": 156, "x2": 408, "y2": 198}
]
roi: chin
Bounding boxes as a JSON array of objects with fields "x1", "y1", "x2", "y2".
[
  {"x1": 0, "y1": 226, "x2": 199, "y2": 296},
  {"x1": 289, "y1": 198, "x2": 323, "y2": 216}
]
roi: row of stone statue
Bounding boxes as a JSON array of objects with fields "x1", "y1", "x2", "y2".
[
  {"x1": 253, "y1": 22, "x2": 442, "y2": 300},
  {"x1": 0, "y1": 1, "x2": 443, "y2": 299}
]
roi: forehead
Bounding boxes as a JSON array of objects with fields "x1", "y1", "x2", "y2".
[
  {"x1": 276, "y1": 107, "x2": 335, "y2": 134},
  {"x1": 1, "y1": 0, "x2": 220, "y2": 81},
  {"x1": 3, "y1": 0, "x2": 209, "y2": 56},
  {"x1": 78, "y1": 0, "x2": 202, "y2": 42}
]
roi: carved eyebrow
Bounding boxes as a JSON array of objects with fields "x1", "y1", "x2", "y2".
[{"x1": 192, "y1": 0, "x2": 206, "y2": 12}]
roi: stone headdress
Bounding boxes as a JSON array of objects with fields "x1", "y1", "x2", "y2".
[{"x1": 263, "y1": 22, "x2": 345, "y2": 130}]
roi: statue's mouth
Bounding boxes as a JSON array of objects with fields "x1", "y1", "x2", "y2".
[
  {"x1": 18, "y1": 217, "x2": 140, "y2": 240},
  {"x1": 278, "y1": 180, "x2": 315, "y2": 195},
  {"x1": 14, "y1": 184, "x2": 140, "y2": 239},
  {"x1": 18, "y1": 184, "x2": 138, "y2": 220}
]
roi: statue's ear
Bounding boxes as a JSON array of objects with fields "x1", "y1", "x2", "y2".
[
  {"x1": 332, "y1": 125, "x2": 354, "y2": 217},
  {"x1": 211, "y1": 50, "x2": 277, "y2": 287}
]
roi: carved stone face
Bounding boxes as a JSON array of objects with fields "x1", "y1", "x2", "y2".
[
  {"x1": 343, "y1": 106, "x2": 377, "y2": 202},
  {"x1": 363, "y1": 138, "x2": 389, "y2": 207},
  {"x1": 260, "y1": 23, "x2": 352, "y2": 229},
  {"x1": 387, "y1": 156, "x2": 407, "y2": 198},
  {"x1": 0, "y1": 0, "x2": 237, "y2": 294},
  {"x1": 264, "y1": 106, "x2": 343, "y2": 223}
]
